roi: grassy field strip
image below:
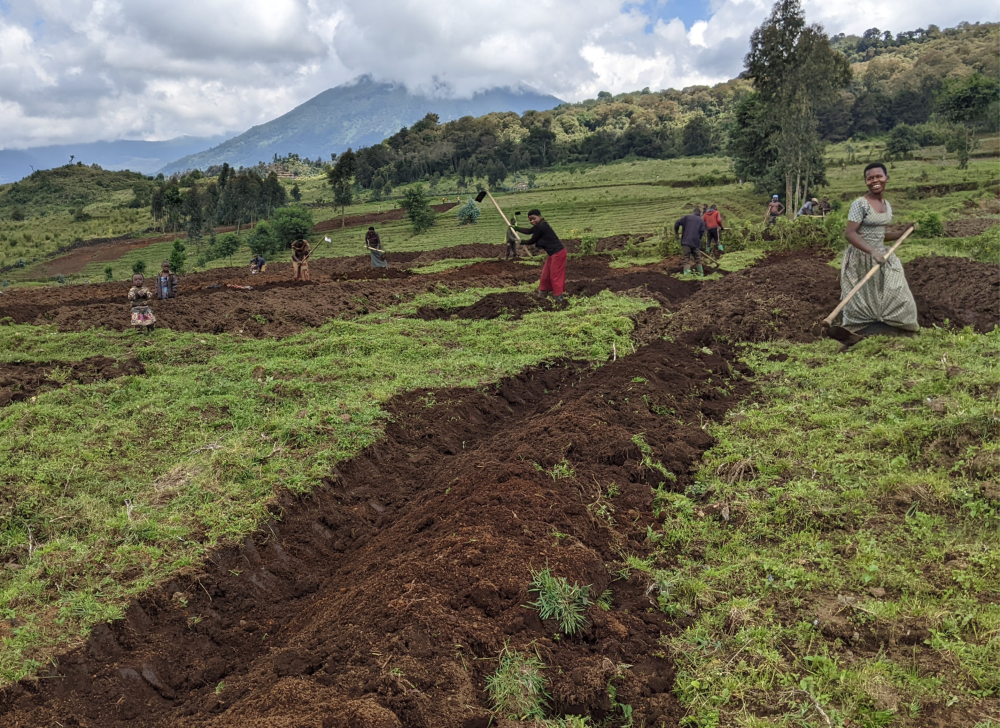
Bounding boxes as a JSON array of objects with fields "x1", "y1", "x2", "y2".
[
  {"x1": 0, "y1": 288, "x2": 653, "y2": 684},
  {"x1": 7, "y1": 153, "x2": 997, "y2": 284},
  {"x1": 644, "y1": 327, "x2": 999, "y2": 727}
]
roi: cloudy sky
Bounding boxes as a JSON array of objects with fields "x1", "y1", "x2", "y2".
[{"x1": 0, "y1": 0, "x2": 995, "y2": 148}]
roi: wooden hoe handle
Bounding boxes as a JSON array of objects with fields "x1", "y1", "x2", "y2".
[
  {"x1": 484, "y1": 190, "x2": 522, "y2": 243},
  {"x1": 822, "y1": 225, "x2": 914, "y2": 326}
]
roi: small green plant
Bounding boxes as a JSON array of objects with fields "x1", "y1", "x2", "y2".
[
  {"x1": 632, "y1": 433, "x2": 676, "y2": 482},
  {"x1": 131, "y1": 260, "x2": 146, "y2": 275},
  {"x1": 548, "y1": 459, "x2": 575, "y2": 480},
  {"x1": 579, "y1": 234, "x2": 598, "y2": 255},
  {"x1": 214, "y1": 681, "x2": 225, "y2": 695},
  {"x1": 54, "y1": 274, "x2": 66, "y2": 284},
  {"x1": 528, "y1": 568, "x2": 591, "y2": 635},
  {"x1": 485, "y1": 645, "x2": 548, "y2": 720},
  {"x1": 104, "y1": 265, "x2": 114, "y2": 282},
  {"x1": 597, "y1": 589, "x2": 613, "y2": 611}
]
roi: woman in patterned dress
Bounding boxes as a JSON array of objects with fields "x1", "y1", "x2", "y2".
[
  {"x1": 833, "y1": 162, "x2": 918, "y2": 343},
  {"x1": 128, "y1": 273, "x2": 156, "y2": 333}
]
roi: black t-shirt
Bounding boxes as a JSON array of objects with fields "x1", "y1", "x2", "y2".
[{"x1": 513, "y1": 219, "x2": 564, "y2": 256}]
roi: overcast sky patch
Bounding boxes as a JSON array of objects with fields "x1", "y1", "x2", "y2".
[{"x1": 0, "y1": 0, "x2": 995, "y2": 148}]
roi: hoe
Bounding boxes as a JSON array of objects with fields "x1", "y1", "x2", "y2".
[{"x1": 823, "y1": 224, "x2": 915, "y2": 340}]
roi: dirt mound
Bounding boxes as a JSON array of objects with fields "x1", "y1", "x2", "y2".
[
  {"x1": 413, "y1": 291, "x2": 556, "y2": 321},
  {"x1": 406, "y1": 243, "x2": 506, "y2": 265},
  {"x1": 567, "y1": 268, "x2": 700, "y2": 305},
  {"x1": 667, "y1": 251, "x2": 842, "y2": 344},
  {"x1": 562, "y1": 234, "x2": 649, "y2": 254},
  {"x1": 0, "y1": 356, "x2": 145, "y2": 407},
  {"x1": 944, "y1": 218, "x2": 998, "y2": 238},
  {"x1": 0, "y1": 334, "x2": 748, "y2": 728},
  {"x1": 906, "y1": 256, "x2": 999, "y2": 333}
]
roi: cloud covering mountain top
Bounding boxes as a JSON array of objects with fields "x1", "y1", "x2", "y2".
[{"x1": 0, "y1": 0, "x2": 995, "y2": 148}]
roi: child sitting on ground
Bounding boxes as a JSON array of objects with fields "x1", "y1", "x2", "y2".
[{"x1": 128, "y1": 273, "x2": 156, "y2": 333}]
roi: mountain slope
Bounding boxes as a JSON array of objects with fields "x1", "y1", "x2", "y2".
[
  {"x1": 160, "y1": 76, "x2": 562, "y2": 174},
  {"x1": 0, "y1": 136, "x2": 231, "y2": 184}
]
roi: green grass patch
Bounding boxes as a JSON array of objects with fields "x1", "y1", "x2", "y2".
[
  {"x1": 0, "y1": 288, "x2": 653, "y2": 684},
  {"x1": 409, "y1": 257, "x2": 497, "y2": 274},
  {"x1": 653, "y1": 327, "x2": 999, "y2": 727}
]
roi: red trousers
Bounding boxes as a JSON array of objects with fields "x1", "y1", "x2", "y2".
[{"x1": 539, "y1": 248, "x2": 567, "y2": 296}]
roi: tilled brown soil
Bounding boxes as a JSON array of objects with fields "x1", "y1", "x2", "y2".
[
  {"x1": 0, "y1": 255, "x2": 678, "y2": 338},
  {"x1": 0, "y1": 356, "x2": 145, "y2": 407},
  {"x1": 666, "y1": 251, "x2": 843, "y2": 344},
  {"x1": 906, "y1": 255, "x2": 999, "y2": 333},
  {"x1": 0, "y1": 251, "x2": 996, "y2": 728},
  {"x1": 0, "y1": 329, "x2": 747, "y2": 728},
  {"x1": 412, "y1": 291, "x2": 557, "y2": 321}
]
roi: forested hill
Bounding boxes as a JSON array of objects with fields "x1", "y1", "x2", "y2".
[
  {"x1": 159, "y1": 77, "x2": 562, "y2": 175},
  {"x1": 345, "y1": 21, "x2": 996, "y2": 196}
]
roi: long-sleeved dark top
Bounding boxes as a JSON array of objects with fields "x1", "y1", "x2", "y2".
[
  {"x1": 514, "y1": 219, "x2": 564, "y2": 256},
  {"x1": 674, "y1": 214, "x2": 706, "y2": 249}
]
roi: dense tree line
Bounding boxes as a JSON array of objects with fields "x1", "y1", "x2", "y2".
[
  {"x1": 338, "y1": 21, "x2": 995, "y2": 196},
  {"x1": 150, "y1": 163, "x2": 287, "y2": 238}
]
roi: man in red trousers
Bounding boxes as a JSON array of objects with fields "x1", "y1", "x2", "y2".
[{"x1": 513, "y1": 209, "x2": 566, "y2": 303}]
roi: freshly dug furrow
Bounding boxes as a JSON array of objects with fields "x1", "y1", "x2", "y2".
[{"x1": 0, "y1": 325, "x2": 750, "y2": 727}]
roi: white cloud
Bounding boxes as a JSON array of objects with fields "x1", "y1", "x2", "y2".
[{"x1": 0, "y1": 0, "x2": 995, "y2": 148}]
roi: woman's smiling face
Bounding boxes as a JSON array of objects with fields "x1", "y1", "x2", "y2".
[{"x1": 865, "y1": 167, "x2": 888, "y2": 195}]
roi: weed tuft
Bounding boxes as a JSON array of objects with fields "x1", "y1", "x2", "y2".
[
  {"x1": 529, "y1": 567, "x2": 591, "y2": 635},
  {"x1": 485, "y1": 644, "x2": 548, "y2": 720}
]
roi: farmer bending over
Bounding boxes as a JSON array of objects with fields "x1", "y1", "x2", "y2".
[
  {"x1": 250, "y1": 254, "x2": 267, "y2": 274},
  {"x1": 291, "y1": 238, "x2": 311, "y2": 282},
  {"x1": 365, "y1": 227, "x2": 387, "y2": 268},
  {"x1": 504, "y1": 212, "x2": 521, "y2": 261},
  {"x1": 513, "y1": 209, "x2": 566, "y2": 303},
  {"x1": 702, "y1": 204, "x2": 724, "y2": 254},
  {"x1": 674, "y1": 206, "x2": 707, "y2": 276}
]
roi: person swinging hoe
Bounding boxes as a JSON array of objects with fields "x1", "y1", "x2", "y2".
[{"x1": 512, "y1": 209, "x2": 566, "y2": 303}]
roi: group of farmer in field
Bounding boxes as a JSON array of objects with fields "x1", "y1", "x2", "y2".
[{"x1": 127, "y1": 163, "x2": 918, "y2": 348}]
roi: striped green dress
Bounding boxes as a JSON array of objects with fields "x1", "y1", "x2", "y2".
[{"x1": 841, "y1": 196, "x2": 919, "y2": 332}]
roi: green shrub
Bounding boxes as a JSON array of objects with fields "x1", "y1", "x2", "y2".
[
  {"x1": 131, "y1": 260, "x2": 146, "y2": 275},
  {"x1": 400, "y1": 184, "x2": 436, "y2": 234},
  {"x1": 966, "y1": 225, "x2": 999, "y2": 264},
  {"x1": 913, "y1": 212, "x2": 944, "y2": 238},
  {"x1": 579, "y1": 234, "x2": 598, "y2": 255},
  {"x1": 104, "y1": 265, "x2": 114, "y2": 282},
  {"x1": 528, "y1": 568, "x2": 591, "y2": 635},
  {"x1": 455, "y1": 197, "x2": 480, "y2": 225},
  {"x1": 270, "y1": 207, "x2": 314, "y2": 248}
]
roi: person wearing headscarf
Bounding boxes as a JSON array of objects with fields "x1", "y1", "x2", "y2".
[{"x1": 365, "y1": 227, "x2": 388, "y2": 268}]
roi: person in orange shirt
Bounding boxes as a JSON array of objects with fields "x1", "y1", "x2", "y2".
[{"x1": 702, "y1": 204, "x2": 724, "y2": 254}]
